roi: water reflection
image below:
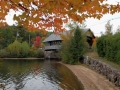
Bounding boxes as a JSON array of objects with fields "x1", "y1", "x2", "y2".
[{"x1": 0, "y1": 60, "x2": 84, "y2": 90}]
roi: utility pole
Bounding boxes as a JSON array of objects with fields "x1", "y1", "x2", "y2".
[
  {"x1": 16, "y1": 31, "x2": 19, "y2": 40},
  {"x1": 29, "y1": 34, "x2": 30, "y2": 46}
]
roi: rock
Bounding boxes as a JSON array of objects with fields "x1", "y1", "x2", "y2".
[{"x1": 83, "y1": 56, "x2": 120, "y2": 88}]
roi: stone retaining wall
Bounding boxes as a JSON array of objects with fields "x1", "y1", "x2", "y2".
[
  {"x1": 44, "y1": 51, "x2": 61, "y2": 59},
  {"x1": 83, "y1": 56, "x2": 120, "y2": 88}
]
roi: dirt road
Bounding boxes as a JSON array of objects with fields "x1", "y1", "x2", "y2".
[{"x1": 63, "y1": 63, "x2": 120, "y2": 90}]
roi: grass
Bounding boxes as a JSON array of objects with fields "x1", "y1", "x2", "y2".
[{"x1": 85, "y1": 51, "x2": 120, "y2": 72}]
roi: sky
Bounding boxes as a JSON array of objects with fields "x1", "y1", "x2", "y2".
[
  {"x1": 86, "y1": 13, "x2": 120, "y2": 36},
  {"x1": 86, "y1": 0, "x2": 120, "y2": 36},
  {"x1": 5, "y1": 0, "x2": 120, "y2": 37}
]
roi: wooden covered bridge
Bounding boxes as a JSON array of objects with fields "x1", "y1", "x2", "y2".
[{"x1": 43, "y1": 28, "x2": 95, "y2": 59}]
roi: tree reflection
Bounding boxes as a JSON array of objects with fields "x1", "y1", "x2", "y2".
[{"x1": 0, "y1": 60, "x2": 83, "y2": 90}]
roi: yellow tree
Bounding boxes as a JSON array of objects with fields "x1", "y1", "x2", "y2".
[{"x1": 0, "y1": 0, "x2": 120, "y2": 32}]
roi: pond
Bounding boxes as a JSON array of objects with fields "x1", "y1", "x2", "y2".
[{"x1": 0, "y1": 60, "x2": 84, "y2": 90}]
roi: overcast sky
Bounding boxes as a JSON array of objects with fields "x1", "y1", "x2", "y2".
[
  {"x1": 5, "y1": 0, "x2": 120, "y2": 36},
  {"x1": 86, "y1": 13, "x2": 120, "y2": 36},
  {"x1": 86, "y1": 0, "x2": 120, "y2": 36}
]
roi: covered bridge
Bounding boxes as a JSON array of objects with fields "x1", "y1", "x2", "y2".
[{"x1": 43, "y1": 28, "x2": 95, "y2": 58}]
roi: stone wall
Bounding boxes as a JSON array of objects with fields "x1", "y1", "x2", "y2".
[
  {"x1": 44, "y1": 51, "x2": 61, "y2": 59},
  {"x1": 83, "y1": 56, "x2": 120, "y2": 88}
]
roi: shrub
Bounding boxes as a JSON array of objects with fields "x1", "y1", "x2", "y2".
[
  {"x1": 8, "y1": 40, "x2": 21, "y2": 57},
  {"x1": 0, "y1": 49, "x2": 9, "y2": 58},
  {"x1": 60, "y1": 37, "x2": 71, "y2": 63},
  {"x1": 28, "y1": 47, "x2": 37, "y2": 57},
  {"x1": 115, "y1": 50, "x2": 120, "y2": 64},
  {"x1": 96, "y1": 35, "x2": 106, "y2": 57},
  {"x1": 60, "y1": 30, "x2": 73, "y2": 63},
  {"x1": 20, "y1": 41, "x2": 30, "y2": 57},
  {"x1": 7, "y1": 41, "x2": 30, "y2": 58},
  {"x1": 96, "y1": 33, "x2": 120, "y2": 64},
  {"x1": 36, "y1": 49, "x2": 44, "y2": 58}
]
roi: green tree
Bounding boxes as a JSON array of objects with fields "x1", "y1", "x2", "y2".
[
  {"x1": 8, "y1": 40, "x2": 22, "y2": 57},
  {"x1": 7, "y1": 41, "x2": 30, "y2": 58},
  {"x1": 20, "y1": 41, "x2": 30, "y2": 57},
  {"x1": 60, "y1": 30, "x2": 73, "y2": 63},
  {"x1": 0, "y1": 26, "x2": 16, "y2": 48},
  {"x1": 61, "y1": 26, "x2": 85, "y2": 64},
  {"x1": 96, "y1": 33, "x2": 120, "y2": 64},
  {"x1": 0, "y1": 26, "x2": 30, "y2": 48},
  {"x1": 69, "y1": 26, "x2": 85, "y2": 64},
  {"x1": 16, "y1": 26, "x2": 27, "y2": 42},
  {"x1": 0, "y1": 26, "x2": 45, "y2": 48}
]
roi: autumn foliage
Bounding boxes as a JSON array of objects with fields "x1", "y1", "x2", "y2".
[
  {"x1": 92, "y1": 36, "x2": 98, "y2": 46},
  {"x1": 34, "y1": 36, "x2": 41, "y2": 48},
  {"x1": 0, "y1": 0, "x2": 120, "y2": 32}
]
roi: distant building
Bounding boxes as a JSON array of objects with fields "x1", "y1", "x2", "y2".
[
  {"x1": 43, "y1": 28, "x2": 95, "y2": 51},
  {"x1": 42, "y1": 33, "x2": 62, "y2": 59},
  {"x1": 43, "y1": 33, "x2": 62, "y2": 51},
  {"x1": 85, "y1": 28, "x2": 95, "y2": 49}
]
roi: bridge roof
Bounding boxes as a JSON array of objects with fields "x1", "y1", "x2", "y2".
[
  {"x1": 43, "y1": 28, "x2": 95, "y2": 43},
  {"x1": 43, "y1": 33, "x2": 62, "y2": 42}
]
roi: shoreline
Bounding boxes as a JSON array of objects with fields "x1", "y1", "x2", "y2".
[
  {"x1": 0, "y1": 58, "x2": 44, "y2": 60},
  {"x1": 61, "y1": 62, "x2": 120, "y2": 90},
  {"x1": 0, "y1": 59, "x2": 119, "y2": 89}
]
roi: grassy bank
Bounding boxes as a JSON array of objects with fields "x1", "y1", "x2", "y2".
[{"x1": 85, "y1": 51, "x2": 120, "y2": 72}]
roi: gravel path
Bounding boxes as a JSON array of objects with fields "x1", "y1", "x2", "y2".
[{"x1": 63, "y1": 63, "x2": 120, "y2": 90}]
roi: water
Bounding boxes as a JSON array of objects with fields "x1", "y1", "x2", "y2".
[{"x1": 0, "y1": 60, "x2": 84, "y2": 90}]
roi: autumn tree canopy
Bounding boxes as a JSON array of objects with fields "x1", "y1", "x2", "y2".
[{"x1": 0, "y1": 0, "x2": 120, "y2": 32}]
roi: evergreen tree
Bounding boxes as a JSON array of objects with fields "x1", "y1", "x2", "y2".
[
  {"x1": 61, "y1": 26, "x2": 85, "y2": 64},
  {"x1": 69, "y1": 26, "x2": 85, "y2": 64}
]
